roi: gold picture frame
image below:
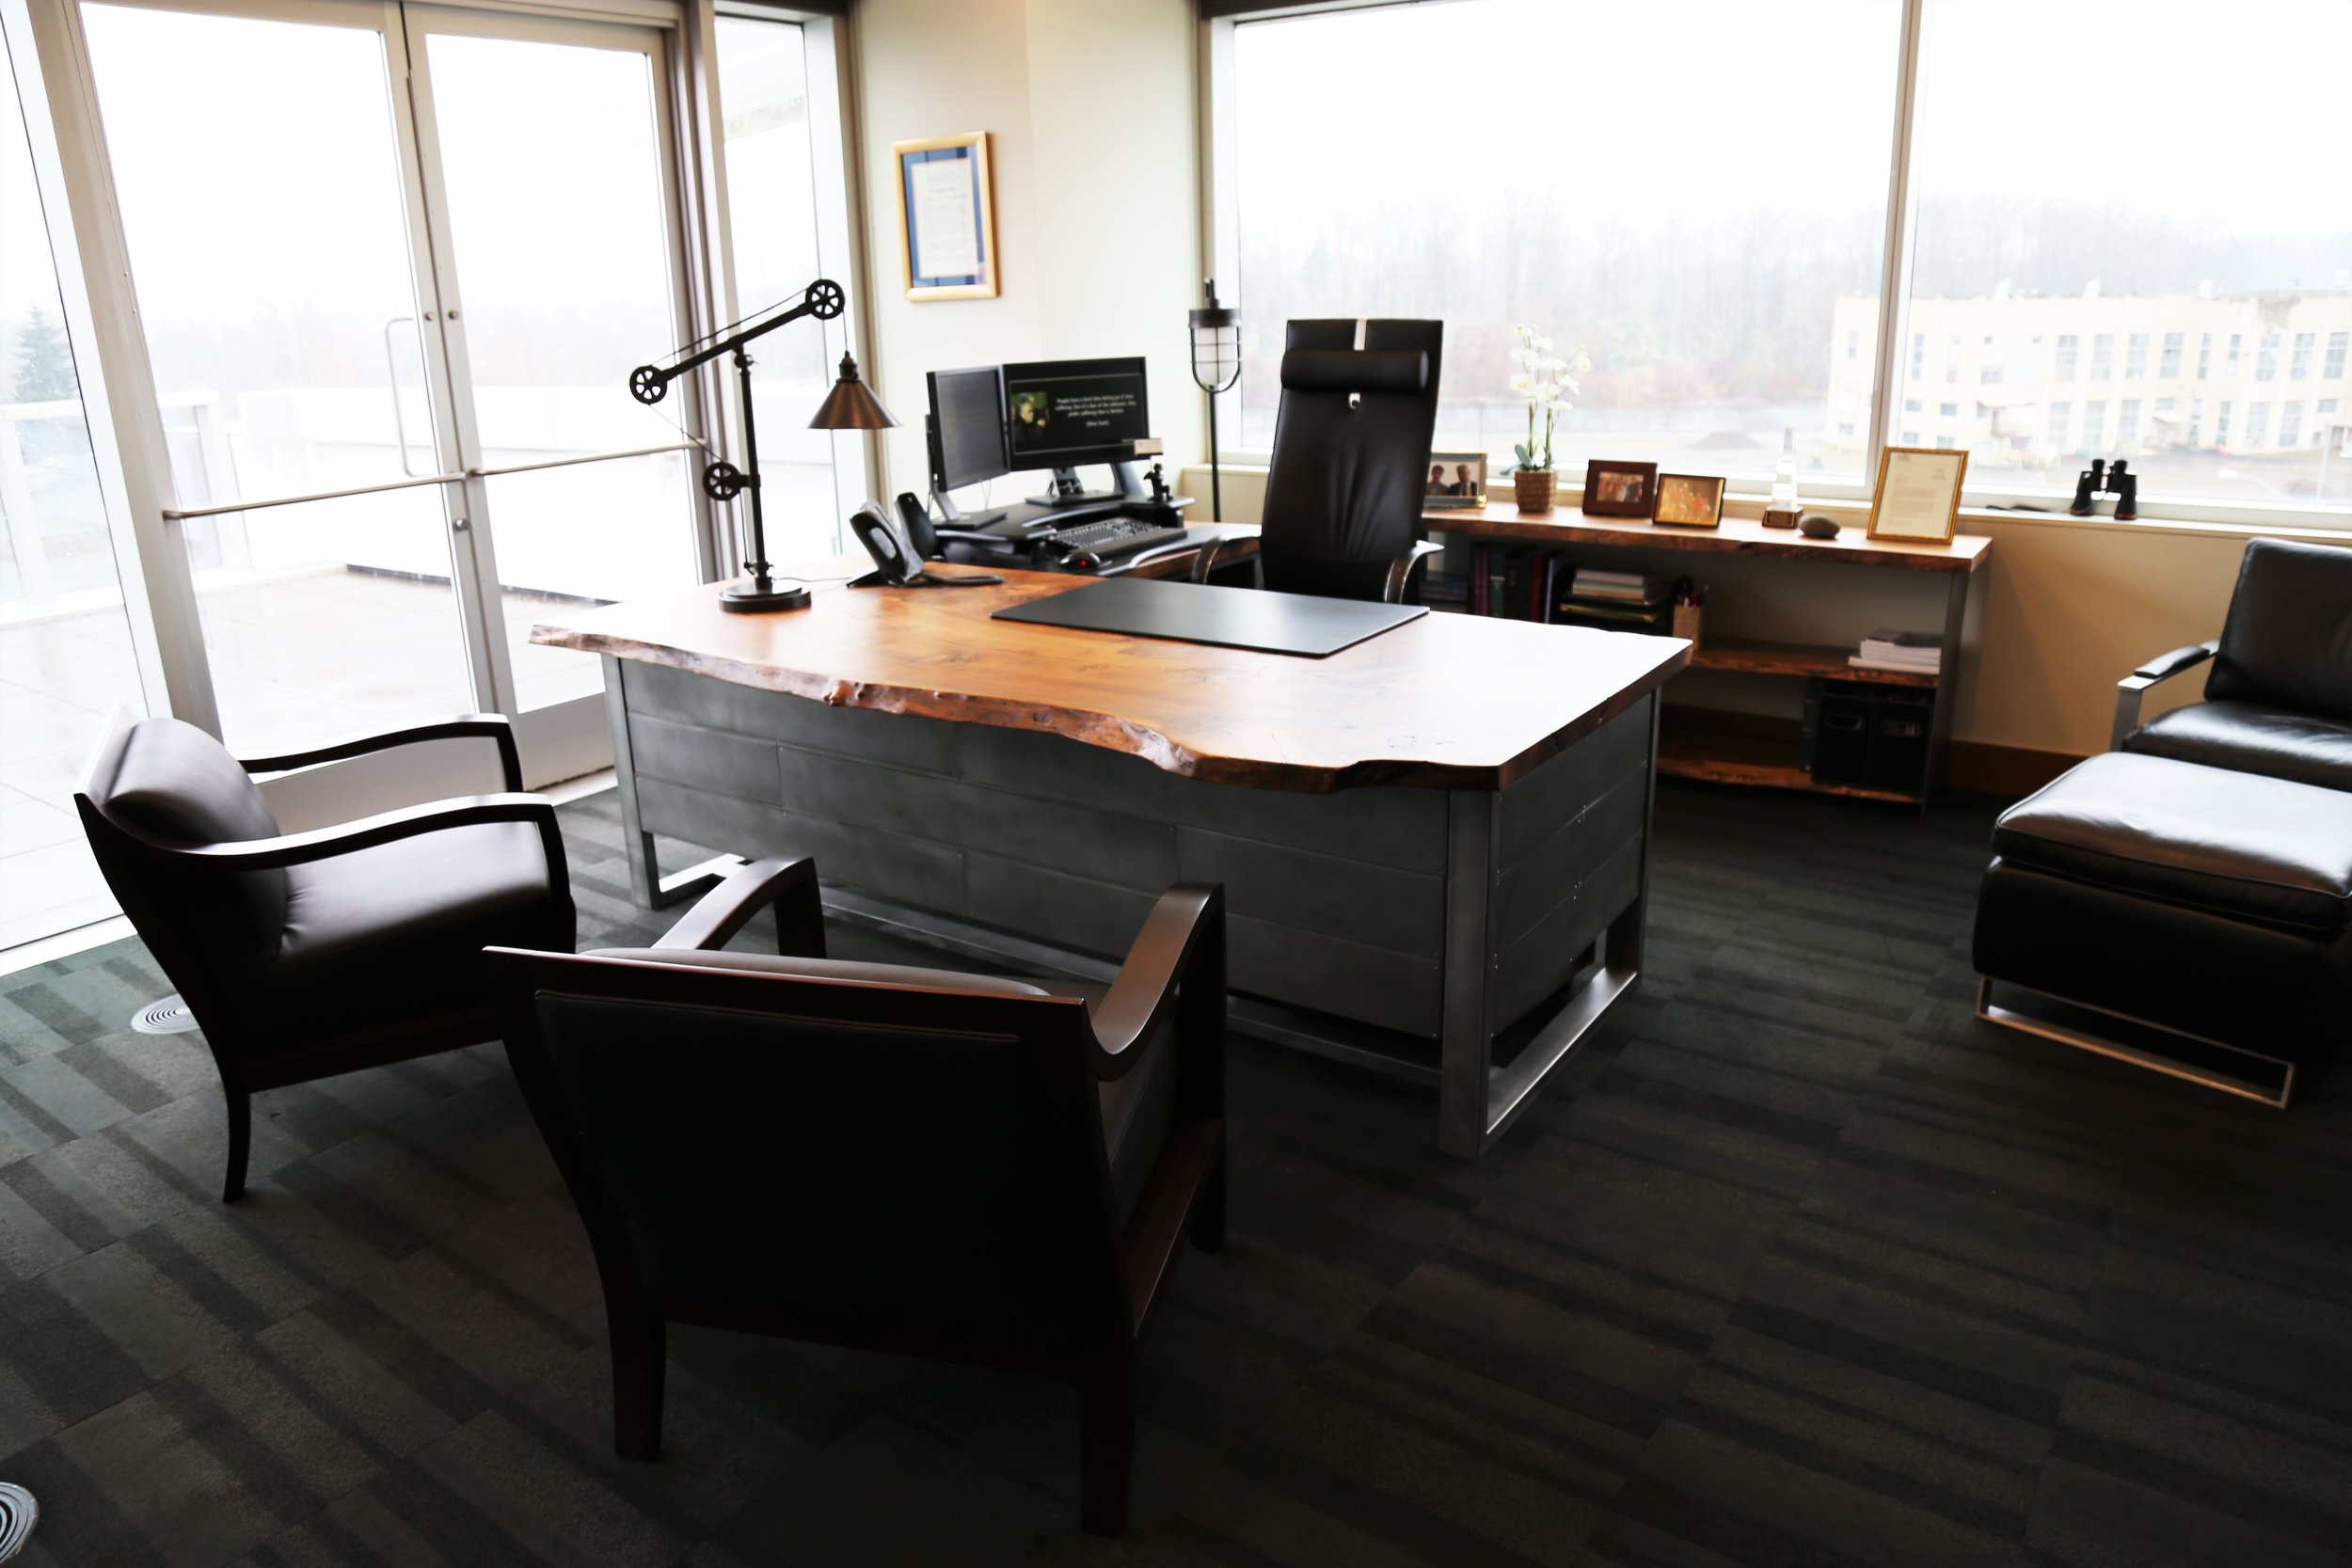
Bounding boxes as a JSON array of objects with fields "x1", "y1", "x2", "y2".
[
  {"x1": 1867, "y1": 446, "x2": 1969, "y2": 544},
  {"x1": 892, "y1": 133, "x2": 998, "y2": 301},
  {"x1": 1653, "y1": 473, "x2": 1726, "y2": 529}
]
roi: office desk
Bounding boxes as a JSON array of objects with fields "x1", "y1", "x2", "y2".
[{"x1": 533, "y1": 564, "x2": 1687, "y2": 1156}]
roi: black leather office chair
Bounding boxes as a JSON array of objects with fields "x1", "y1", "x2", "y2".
[
  {"x1": 487, "y1": 858, "x2": 1227, "y2": 1538},
  {"x1": 1203, "y1": 318, "x2": 1444, "y2": 603},
  {"x1": 2112, "y1": 536, "x2": 2352, "y2": 791},
  {"x1": 74, "y1": 708, "x2": 576, "y2": 1201}
]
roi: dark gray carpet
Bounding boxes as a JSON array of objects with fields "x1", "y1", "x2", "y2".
[{"x1": 3, "y1": 783, "x2": 2349, "y2": 1567}]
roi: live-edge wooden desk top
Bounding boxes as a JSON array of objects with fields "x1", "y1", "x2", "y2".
[{"x1": 532, "y1": 558, "x2": 1690, "y2": 795}]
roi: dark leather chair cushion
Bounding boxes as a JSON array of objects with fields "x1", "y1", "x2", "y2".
[
  {"x1": 1279, "y1": 348, "x2": 1428, "y2": 395},
  {"x1": 273, "y1": 821, "x2": 564, "y2": 1017},
  {"x1": 2123, "y1": 701, "x2": 2352, "y2": 793},
  {"x1": 103, "y1": 716, "x2": 289, "y2": 933},
  {"x1": 2204, "y1": 537, "x2": 2352, "y2": 721},
  {"x1": 1992, "y1": 753, "x2": 2352, "y2": 934},
  {"x1": 588, "y1": 950, "x2": 1175, "y2": 1224}
]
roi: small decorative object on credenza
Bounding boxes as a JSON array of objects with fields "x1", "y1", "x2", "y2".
[
  {"x1": 628, "y1": 278, "x2": 898, "y2": 612},
  {"x1": 1424, "y1": 450, "x2": 1487, "y2": 508},
  {"x1": 1654, "y1": 472, "x2": 1726, "y2": 528},
  {"x1": 1506, "y1": 325, "x2": 1590, "y2": 514},
  {"x1": 1799, "y1": 513, "x2": 1842, "y2": 539},
  {"x1": 893, "y1": 131, "x2": 998, "y2": 300},
  {"x1": 1581, "y1": 458, "x2": 1658, "y2": 518},
  {"x1": 1671, "y1": 578, "x2": 1705, "y2": 646},
  {"x1": 1867, "y1": 445, "x2": 1968, "y2": 544},
  {"x1": 1762, "y1": 424, "x2": 1804, "y2": 529},
  {"x1": 2068, "y1": 456, "x2": 2137, "y2": 519}
]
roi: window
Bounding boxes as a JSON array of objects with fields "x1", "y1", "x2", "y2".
[
  {"x1": 1934, "y1": 435, "x2": 1955, "y2": 449},
  {"x1": 1938, "y1": 402, "x2": 1958, "y2": 417},
  {"x1": 2046, "y1": 402, "x2": 2071, "y2": 449},
  {"x1": 1836, "y1": 421, "x2": 1856, "y2": 436},
  {"x1": 2323, "y1": 398, "x2": 2343, "y2": 415},
  {"x1": 2247, "y1": 403, "x2": 2270, "y2": 445},
  {"x1": 2217, "y1": 402, "x2": 2232, "y2": 445},
  {"x1": 1225, "y1": 1, "x2": 1900, "y2": 481},
  {"x1": 1900, "y1": 429, "x2": 1920, "y2": 444},
  {"x1": 2280, "y1": 402, "x2": 2302, "y2": 446},
  {"x1": 2188, "y1": 399, "x2": 2203, "y2": 445},
  {"x1": 2328, "y1": 332, "x2": 2349, "y2": 379},
  {"x1": 1216, "y1": 0, "x2": 2352, "y2": 517},
  {"x1": 2118, "y1": 399, "x2": 2139, "y2": 450}
]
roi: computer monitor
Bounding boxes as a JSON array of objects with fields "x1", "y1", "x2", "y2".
[
  {"x1": 926, "y1": 365, "x2": 1011, "y2": 496},
  {"x1": 1000, "y1": 356, "x2": 1151, "y2": 502}
]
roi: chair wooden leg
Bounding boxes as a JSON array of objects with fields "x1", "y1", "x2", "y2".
[
  {"x1": 1079, "y1": 1359, "x2": 1135, "y2": 1537},
  {"x1": 1190, "y1": 1146, "x2": 1226, "y2": 1253},
  {"x1": 611, "y1": 1311, "x2": 666, "y2": 1461},
  {"x1": 221, "y1": 1090, "x2": 252, "y2": 1204}
]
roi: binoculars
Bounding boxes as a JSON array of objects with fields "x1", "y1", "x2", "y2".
[{"x1": 2070, "y1": 458, "x2": 2137, "y2": 520}]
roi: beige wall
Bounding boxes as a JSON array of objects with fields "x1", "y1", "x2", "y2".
[
  {"x1": 1184, "y1": 464, "x2": 2351, "y2": 761},
  {"x1": 851, "y1": 0, "x2": 1201, "y2": 505}
]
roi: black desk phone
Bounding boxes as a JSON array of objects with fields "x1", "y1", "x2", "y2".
[{"x1": 848, "y1": 500, "x2": 999, "y2": 588}]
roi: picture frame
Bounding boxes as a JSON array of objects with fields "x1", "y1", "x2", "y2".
[
  {"x1": 1653, "y1": 473, "x2": 1726, "y2": 529},
  {"x1": 1581, "y1": 459, "x2": 1658, "y2": 518},
  {"x1": 893, "y1": 133, "x2": 998, "y2": 301},
  {"x1": 1423, "y1": 450, "x2": 1487, "y2": 509},
  {"x1": 1867, "y1": 446, "x2": 1969, "y2": 544}
]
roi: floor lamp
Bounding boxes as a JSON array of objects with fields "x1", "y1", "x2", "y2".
[{"x1": 1188, "y1": 279, "x2": 1240, "y2": 522}]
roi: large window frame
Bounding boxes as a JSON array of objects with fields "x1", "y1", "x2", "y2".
[{"x1": 1200, "y1": 0, "x2": 2350, "y2": 531}]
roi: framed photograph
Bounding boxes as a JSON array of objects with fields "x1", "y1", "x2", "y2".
[
  {"x1": 1581, "y1": 459, "x2": 1658, "y2": 518},
  {"x1": 893, "y1": 133, "x2": 998, "y2": 301},
  {"x1": 1653, "y1": 473, "x2": 1726, "y2": 529},
  {"x1": 1424, "y1": 450, "x2": 1487, "y2": 508},
  {"x1": 1867, "y1": 446, "x2": 1969, "y2": 543}
]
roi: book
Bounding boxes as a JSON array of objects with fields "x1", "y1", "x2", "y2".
[{"x1": 1850, "y1": 655, "x2": 1940, "y2": 674}]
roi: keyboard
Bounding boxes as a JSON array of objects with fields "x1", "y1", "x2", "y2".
[{"x1": 1050, "y1": 516, "x2": 1190, "y2": 557}]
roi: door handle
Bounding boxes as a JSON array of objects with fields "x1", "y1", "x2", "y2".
[{"x1": 384, "y1": 315, "x2": 423, "y2": 478}]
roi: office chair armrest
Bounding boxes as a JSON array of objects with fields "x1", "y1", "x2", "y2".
[
  {"x1": 1184, "y1": 527, "x2": 1263, "y2": 584},
  {"x1": 1089, "y1": 882, "x2": 1226, "y2": 1078},
  {"x1": 2111, "y1": 639, "x2": 2218, "y2": 750},
  {"x1": 241, "y1": 714, "x2": 523, "y2": 792},
  {"x1": 119, "y1": 793, "x2": 561, "y2": 870},
  {"x1": 653, "y1": 855, "x2": 824, "y2": 958},
  {"x1": 1383, "y1": 540, "x2": 1444, "y2": 605}
]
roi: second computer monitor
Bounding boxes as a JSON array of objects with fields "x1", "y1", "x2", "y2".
[{"x1": 1000, "y1": 356, "x2": 1150, "y2": 472}]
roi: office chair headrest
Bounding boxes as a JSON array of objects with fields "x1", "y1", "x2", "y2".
[{"x1": 1279, "y1": 348, "x2": 1428, "y2": 396}]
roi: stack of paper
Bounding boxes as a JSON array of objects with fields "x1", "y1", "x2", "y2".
[
  {"x1": 1851, "y1": 628, "x2": 1942, "y2": 675},
  {"x1": 1569, "y1": 568, "x2": 1660, "y2": 604}
]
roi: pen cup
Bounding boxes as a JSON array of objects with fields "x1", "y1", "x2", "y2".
[{"x1": 1672, "y1": 602, "x2": 1703, "y2": 646}]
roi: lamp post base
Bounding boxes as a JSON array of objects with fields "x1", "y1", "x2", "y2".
[{"x1": 718, "y1": 578, "x2": 812, "y2": 612}]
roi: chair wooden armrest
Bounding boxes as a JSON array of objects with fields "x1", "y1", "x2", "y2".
[
  {"x1": 1089, "y1": 883, "x2": 1226, "y2": 1080},
  {"x1": 652, "y1": 856, "x2": 824, "y2": 957},
  {"x1": 115, "y1": 793, "x2": 563, "y2": 871},
  {"x1": 2112, "y1": 639, "x2": 2218, "y2": 750},
  {"x1": 239, "y1": 714, "x2": 523, "y2": 792}
]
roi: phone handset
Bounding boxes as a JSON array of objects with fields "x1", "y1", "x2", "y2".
[{"x1": 847, "y1": 502, "x2": 1000, "y2": 588}]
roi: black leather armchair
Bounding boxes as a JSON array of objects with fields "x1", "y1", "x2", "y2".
[
  {"x1": 1196, "y1": 318, "x2": 1445, "y2": 603},
  {"x1": 75, "y1": 708, "x2": 576, "y2": 1201},
  {"x1": 2113, "y1": 536, "x2": 2352, "y2": 790},
  {"x1": 486, "y1": 859, "x2": 1227, "y2": 1537}
]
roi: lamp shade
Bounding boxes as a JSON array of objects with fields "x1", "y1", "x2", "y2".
[
  {"x1": 809, "y1": 352, "x2": 898, "y2": 430},
  {"x1": 1188, "y1": 278, "x2": 1240, "y2": 395}
]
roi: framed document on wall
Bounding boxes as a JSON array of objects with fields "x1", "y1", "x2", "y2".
[
  {"x1": 1867, "y1": 446, "x2": 1969, "y2": 544},
  {"x1": 893, "y1": 133, "x2": 998, "y2": 301}
]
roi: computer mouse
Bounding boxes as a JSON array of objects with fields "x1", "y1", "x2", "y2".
[{"x1": 1060, "y1": 547, "x2": 1104, "y2": 572}]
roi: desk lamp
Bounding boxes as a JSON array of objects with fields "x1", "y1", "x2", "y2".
[
  {"x1": 1188, "y1": 278, "x2": 1240, "y2": 521},
  {"x1": 629, "y1": 278, "x2": 898, "y2": 612}
]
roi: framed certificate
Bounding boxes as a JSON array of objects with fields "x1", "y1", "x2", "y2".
[
  {"x1": 893, "y1": 133, "x2": 997, "y2": 301},
  {"x1": 1867, "y1": 446, "x2": 1969, "y2": 544}
]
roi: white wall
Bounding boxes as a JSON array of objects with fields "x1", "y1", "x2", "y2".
[{"x1": 852, "y1": 0, "x2": 1201, "y2": 507}]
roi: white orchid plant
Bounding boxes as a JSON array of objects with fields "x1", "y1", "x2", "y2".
[{"x1": 1506, "y1": 325, "x2": 1592, "y2": 474}]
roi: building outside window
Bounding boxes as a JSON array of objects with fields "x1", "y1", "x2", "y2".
[
  {"x1": 2217, "y1": 402, "x2": 2233, "y2": 445},
  {"x1": 2228, "y1": 333, "x2": 2242, "y2": 372},
  {"x1": 2280, "y1": 402, "x2": 2303, "y2": 446},
  {"x1": 1911, "y1": 332, "x2": 1926, "y2": 378},
  {"x1": 1904, "y1": 397, "x2": 1921, "y2": 411},
  {"x1": 1934, "y1": 435, "x2": 1955, "y2": 448},
  {"x1": 2323, "y1": 398, "x2": 2343, "y2": 415},
  {"x1": 2091, "y1": 334, "x2": 2114, "y2": 378},
  {"x1": 2188, "y1": 398, "x2": 2203, "y2": 445},
  {"x1": 2125, "y1": 332, "x2": 2147, "y2": 378},
  {"x1": 2055, "y1": 334, "x2": 2078, "y2": 379},
  {"x1": 1945, "y1": 333, "x2": 1959, "y2": 382},
  {"x1": 1901, "y1": 429, "x2": 1920, "y2": 444},
  {"x1": 2328, "y1": 331, "x2": 2349, "y2": 379},
  {"x1": 1938, "y1": 402, "x2": 1958, "y2": 417},
  {"x1": 2084, "y1": 399, "x2": 2106, "y2": 451},
  {"x1": 2248, "y1": 403, "x2": 2270, "y2": 446},
  {"x1": 1846, "y1": 327, "x2": 1859, "y2": 360},
  {"x1": 1837, "y1": 420, "x2": 1856, "y2": 436},
  {"x1": 2046, "y1": 402, "x2": 2071, "y2": 449},
  {"x1": 2118, "y1": 399, "x2": 2140, "y2": 450},
  {"x1": 2160, "y1": 332, "x2": 2182, "y2": 376},
  {"x1": 2197, "y1": 332, "x2": 2212, "y2": 377},
  {"x1": 2291, "y1": 331, "x2": 2314, "y2": 378},
  {"x1": 2257, "y1": 332, "x2": 2280, "y2": 380}
]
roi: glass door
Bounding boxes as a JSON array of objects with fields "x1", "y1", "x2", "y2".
[{"x1": 76, "y1": 0, "x2": 707, "y2": 779}]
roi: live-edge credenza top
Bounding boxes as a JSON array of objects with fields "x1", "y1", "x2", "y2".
[
  {"x1": 532, "y1": 559, "x2": 1690, "y2": 794},
  {"x1": 1424, "y1": 503, "x2": 1993, "y2": 572}
]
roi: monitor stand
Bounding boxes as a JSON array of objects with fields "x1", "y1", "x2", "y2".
[
  {"x1": 1025, "y1": 461, "x2": 1148, "y2": 508},
  {"x1": 930, "y1": 488, "x2": 1007, "y2": 530}
]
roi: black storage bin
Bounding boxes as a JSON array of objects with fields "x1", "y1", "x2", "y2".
[
  {"x1": 1868, "y1": 690, "x2": 1934, "y2": 794},
  {"x1": 1804, "y1": 681, "x2": 1877, "y2": 785}
]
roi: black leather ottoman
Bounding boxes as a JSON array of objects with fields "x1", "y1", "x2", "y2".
[{"x1": 1973, "y1": 752, "x2": 2352, "y2": 1105}]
